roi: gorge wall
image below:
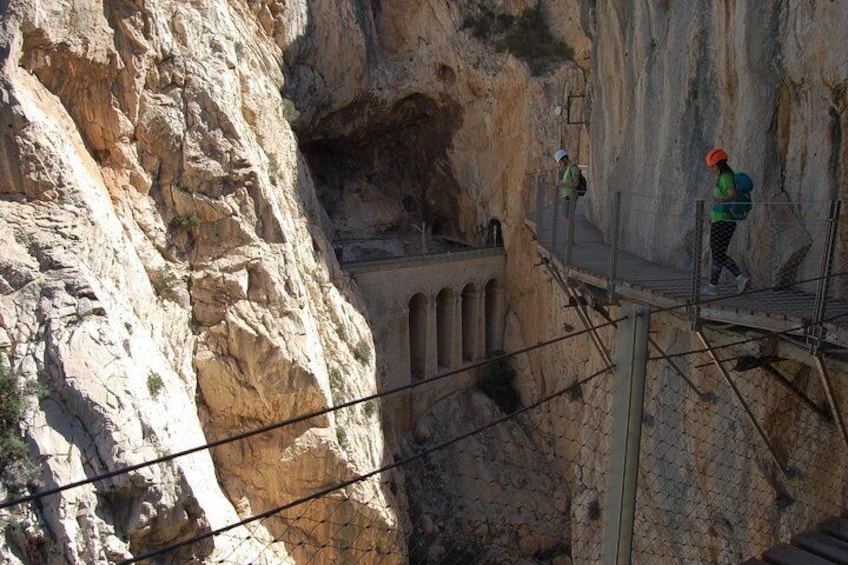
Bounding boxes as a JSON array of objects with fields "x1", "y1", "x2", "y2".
[{"x1": 0, "y1": 0, "x2": 846, "y2": 563}]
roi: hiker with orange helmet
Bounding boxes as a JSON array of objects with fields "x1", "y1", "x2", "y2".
[{"x1": 702, "y1": 148, "x2": 750, "y2": 295}]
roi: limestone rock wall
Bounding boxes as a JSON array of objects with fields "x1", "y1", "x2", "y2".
[
  {"x1": 1, "y1": 0, "x2": 847, "y2": 563},
  {"x1": 588, "y1": 1, "x2": 848, "y2": 289},
  {"x1": 0, "y1": 0, "x2": 399, "y2": 563}
]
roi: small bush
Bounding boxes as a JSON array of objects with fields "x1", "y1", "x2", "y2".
[
  {"x1": 0, "y1": 358, "x2": 36, "y2": 473},
  {"x1": 462, "y1": 5, "x2": 573, "y2": 75},
  {"x1": 353, "y1": 340, "x2": 371, "y2": 365},
  {"x1": 336, "y1": 428, "x2": 349, "y2": 450},
  {"x1": 329, "y1": 367, "x2": 344, "y2": 390},
  {"x1": 362, "y1": 399, "x2": 378, "y2": 418},
  {"x1": 151, "y1": 267, "x2": 179, "y2": 297},
  {"x1": 282, "y1": 98, "x2": 300, "y2": 122},
  {"x1": 173, "y1": 214, "x2": 201, "y2": 230},
  {"x1": 147, "y1": 371, "x2": 164, "y2": 399}
]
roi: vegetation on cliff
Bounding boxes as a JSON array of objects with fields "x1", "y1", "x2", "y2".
[{"x1": 462, "y1": 5, "x2": 574, "y2": 75}]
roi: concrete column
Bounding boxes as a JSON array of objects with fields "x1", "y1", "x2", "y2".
[
  {"x1": 436, "y1": 288, "x2": 457, "y2": 372},
  {"x1": 461, "y1": 287, "x2": 480, "y2": 363},
  {"x1": 474, "y1": 288, "x2": 486, "y2": 360},
  {"x1": 426, "y1": 294, "x2": 439, "y2": 379},
  {"x1": 392, "y1": 301, "x2": 410, "y2": 390},
  {"x1": 485, "y1": 283, "x2": 505, "y2": 355},
  {"x1": 450, "y1": 291, "x2": 463, "y2": 369}
]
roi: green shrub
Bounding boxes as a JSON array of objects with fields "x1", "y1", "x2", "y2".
[
  {"x1": 336, "y1": 428, "x2": 349, "y2": 450},
  {"x1": 151, "y1": 267, "x2": 179, "y2": 298},
  {"x1": 463, "y1": 5, "x2": 574, "y2": 75},
  {"x1": 353, "y1": 340, "x2": 371, "y2": 365},
  {"x1": 173, "y1": 214, "x2": 201, "y2": 230},
  {"x1": 0, "y1": 359, "x2": 34, "y2": 472},
  {"x1": 329, "y1": 367, "x2": 344, "y2": 390},
  {"x1": 147, "y1": 371, "x2": 164, "y2": 399},
  {"x1": 282, "y1": 98, "x2": 300, "y2": 122},
  {"x1": 362, "y1": 399, "x2": 378, "y2": 418}
]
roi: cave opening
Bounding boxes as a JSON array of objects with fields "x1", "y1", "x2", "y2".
[{"x1": 299, "y1": 93, "x2": 471, "y2": 262}]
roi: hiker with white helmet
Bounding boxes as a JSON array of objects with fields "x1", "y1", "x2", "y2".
[{"x1": 554, "y1": 149, "x2": 584, "y2": 218}]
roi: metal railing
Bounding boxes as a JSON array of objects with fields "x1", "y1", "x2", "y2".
[{"x1": 527, "y1": 169, "x2": 845, "y2": 339}]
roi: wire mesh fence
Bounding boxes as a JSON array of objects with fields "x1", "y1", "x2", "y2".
[
  {"x1": 4, "y1": 174, "x2": 848, "y2": 564},
  {"x1": 5, "y1": 304, "x2": 848, "y2": 563},
  {"x1": 632, "y1": 325, "x2": 847, "y2": 564}
]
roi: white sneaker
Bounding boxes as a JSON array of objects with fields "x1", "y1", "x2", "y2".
[
  {"x1": 736, "y1": 276, "x2": 751, "y2": 293},
  {"x1": 700, "y1": 284, "x2": 718, "y2": 296}
]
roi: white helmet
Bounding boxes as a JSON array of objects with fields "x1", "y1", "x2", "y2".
[{"x1": 554, "y1": 149, "x2": 568, "y2": 162}]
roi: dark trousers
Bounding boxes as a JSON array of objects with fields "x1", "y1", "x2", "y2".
[{"x1": 709, "y1": 221, "x2": 741, "y2": 285}]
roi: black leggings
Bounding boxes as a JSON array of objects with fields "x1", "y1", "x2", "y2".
[{"x1": 709, "y1": 221, "x2": 741, "y2": 285}]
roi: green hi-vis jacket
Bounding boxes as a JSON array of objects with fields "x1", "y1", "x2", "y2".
[
  {"x1": 559, "y1": 164, "x2": 580, "y2": 198},
  {"x1": 710, "y1": 171, "x2": 736, "y2": 222}
]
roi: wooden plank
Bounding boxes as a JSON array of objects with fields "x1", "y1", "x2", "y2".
[
  {"x1": 740, "y1": 559, "x2": 770, "y2": 565},
  {"x1": 822, "y1": 519, "x2": 848, "y2": 543},
  {"x1": 792, "y1": 531, "x2": 848, "y2": 564},
  {"x1": 762, "y1": 543, "x2": 838, "y2": 565}
]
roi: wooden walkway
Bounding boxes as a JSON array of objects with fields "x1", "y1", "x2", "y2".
[
  {"x1": 530, "y1": 201, "x2": 848, "y2": 564},
  {"x1": 742, "y1": 517, "x2": 848, "y2": 564},
  {"x1": 529, "y1": 204, "x2": 848, "y2": 348}
]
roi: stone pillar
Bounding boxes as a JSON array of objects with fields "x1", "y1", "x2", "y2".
[
  {"x1": 426, "y1": 294, "x2": 439, "y2": 379},
  {"x1": 450, "y1": 291, "x2": 463, "y2": 369},
  {"x1": 461, "y1": 287, "x2": 481, "y2": 363},
  {"x1": 475, "y1": 287, "x2": 486, "y2": 360},
  {"x1": 392, "y1": 300, "x2": 410, "y2": 390},
  {"x1": 486, "y1": 283, "x2": 505, "y2": 355},
  {"x1": 383, "y1": 299, "x2": 412, "y2": 436}
]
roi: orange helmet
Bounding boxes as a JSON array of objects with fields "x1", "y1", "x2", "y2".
[{"x1": 705, "y1": 148, "x2": 728, "y2": 167}]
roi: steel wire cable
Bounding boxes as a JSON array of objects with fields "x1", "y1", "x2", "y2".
[
  {"x1": 0, "y1": 315, "x2": 623, "y2": 511},
  {"x1": 117, "y1": 365, "x2": 613, "y2": 564},
  {"x1": 4, "y1": 257, "x2": 847, "y2": 560},
  {"x1": 645, "y1": 309, "x2": 848, "y2": 364}
]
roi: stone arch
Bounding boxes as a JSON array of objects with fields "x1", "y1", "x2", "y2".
[
  {"x1": 461, "y1": 283, "x2": 480, "y2": 362},
  {"x1": 409, "y1": 293, "x2": 428, "y2": 381},
  {"x1": 485, "y1": 278, "x2": 504, "y2": 355},
  {"x1": 436, "y1": 287, "x2": 456, "y2": 371}
]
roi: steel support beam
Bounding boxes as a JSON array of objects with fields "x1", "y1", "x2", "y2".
[
  {"x1": 603, "y1": 305, "x2": 650, "y2": 565},
  {"x1": 697, "y1": 330, "x2": 785, "y2": 473}
]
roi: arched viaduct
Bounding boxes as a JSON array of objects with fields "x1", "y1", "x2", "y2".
[{"x1": 343, "y1": 247, "x2": 506, "y2": 428}]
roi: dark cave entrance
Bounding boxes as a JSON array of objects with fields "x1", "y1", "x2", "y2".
[{"x1": 299, "y1": 93, "x2": 469, "y2": 261}]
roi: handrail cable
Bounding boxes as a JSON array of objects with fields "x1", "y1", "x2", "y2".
[
  {"x1": 646, "y1": 309, "x2": 848, "y2": 364},
  {"x1": 117, "y1": 365, "x2": 614, "y2": 565},
  {"x1": 0, "y1": 315, "x2": 623, "y2": 511},
  {"x1": 4, "y1": 269, "x2": 845, "y2": 511},
  {"x1": 647, "y1": 269, "x2": 848, "y2": 318}
]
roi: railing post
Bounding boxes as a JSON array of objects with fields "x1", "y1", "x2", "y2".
[
  {"x1": 690, "y1": 200, "x2": 705, "y2": 330},
  {"x1": 608, "y1": 191, "x2": 622, "y2": 304},
  {"x1": 564, "y1": 194, "x2": 577, "y2": 269},
  {"x1": 534, "y1": 172, "x2": 544, "y2": 237},
  {"x1": 809, "y1": 199, "x2": 841, "y2": 352},
  {"x1": 550, "y1": 182, "x2": 561, "y2": 252}
]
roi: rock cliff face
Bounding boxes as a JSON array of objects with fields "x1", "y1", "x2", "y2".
[
  {"x1": 0, "y1": 1, "x2": 397, "y2": 563},
  {"x1": 589, "y1": 1, "x2": 848, "y2": 286},
  {"x1": 0, "y1": 0, "x2": 846, "y2": 563}
]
